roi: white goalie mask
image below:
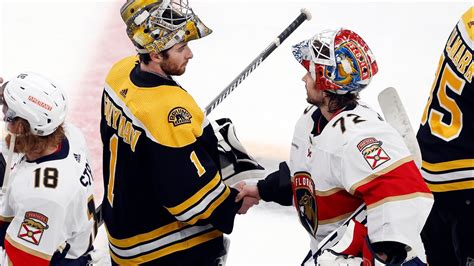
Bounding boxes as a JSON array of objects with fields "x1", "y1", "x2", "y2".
[{"x1": 1, "y1": 72, "x2": 68, "y2": 136}]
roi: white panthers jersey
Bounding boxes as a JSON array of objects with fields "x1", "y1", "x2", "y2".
[
  {"x1": 0, "y1": 124, "x2": 95, "y2": 264},
  {"x1": 290, "y1": 104, "x2": 433, "y2": 261}
]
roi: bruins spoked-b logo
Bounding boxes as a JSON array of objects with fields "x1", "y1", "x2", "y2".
[
  {"x1": 292, "y1": 172, "x2": 318, "y2": 237},
  {"x1": 357, "y1": 137, "x2": 391, "y2": 170},
  {"x1": 168, "y1": 107, "x2": 192, "y2": 126},
  {"x1": 17, "y1": 211, "x2": 49, "y2": 245}
]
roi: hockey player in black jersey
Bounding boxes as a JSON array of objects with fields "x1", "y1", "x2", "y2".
[
  {"x1": 417, "y1": 7, "x2": 474, "y2": 266},
  {"x1": 100, "y1": 0, "x2": 260, "y2": 265}
]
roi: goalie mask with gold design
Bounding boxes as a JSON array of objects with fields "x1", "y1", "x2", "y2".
[{"x1": 121, "y1": 0, "x2": 212, "y2": 54}]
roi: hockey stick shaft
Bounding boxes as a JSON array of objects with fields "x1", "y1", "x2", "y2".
[
  {"x1": 2, "y1": 134, "x2": 16, "y2": 193},
  {"x1": 95, "y1": 9, "x2": 311, "y2": 228},
  {"x1": 378, "y1": 87, "x2": 422, "y2": 168},
  {"x1": 204, "y1": 8, "x2": 312, "y2": 115}
]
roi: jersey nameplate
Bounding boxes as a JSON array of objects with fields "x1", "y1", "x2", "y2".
[{"x1": 103, "y1": 94, "x2": 142, "y2": 152}]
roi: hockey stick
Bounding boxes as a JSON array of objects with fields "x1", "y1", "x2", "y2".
[
  {"x1": 1, "y1": 134, "x2": 16, "y2": 193},
  {"x1": 93, "y1": 11, "x2": 311, "y2": 227},
  {"x1": 306, "y1": 204, "x2": 367, "y2": 263},
  {"x1": 305, "y1": 87, "x2": 421, "y2": 264},
  {"x1": 204, "y1": 8, "x2": 312, "y2": 115},
  {"x1": 378, "y1": 87, "x2": 422, "y2": 168}
]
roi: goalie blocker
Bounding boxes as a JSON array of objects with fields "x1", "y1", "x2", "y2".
[{"x1": 212, "y1": 118, "x2": 266, "y2": 186}]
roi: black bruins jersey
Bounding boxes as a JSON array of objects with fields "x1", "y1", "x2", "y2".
[
  {"x1": 100, "y1": 56, "x2": 242, "y2": 265},
  {"x1": 417, "y1": 7, "x2": 473, "y2": 193}
]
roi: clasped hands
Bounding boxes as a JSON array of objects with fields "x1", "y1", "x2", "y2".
[{"x1": 234, "y1": 181, "x2": 260, "y2": 214}]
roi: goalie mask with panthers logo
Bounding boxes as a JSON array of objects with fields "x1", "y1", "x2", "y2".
[
  {"x1": 121, "y1": 0, "x2": 212, "y2": 54},
  {"x1": 292, "y1": 28, "x2": 378, "y2": 94}
]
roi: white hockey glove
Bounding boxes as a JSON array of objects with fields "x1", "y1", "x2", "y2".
[
  {"x1": 212, "y1": 118, "x2": 265, "y2": 186},
  {"x1": 87, "y1": 248, "x2": 111, "y2": 265}
]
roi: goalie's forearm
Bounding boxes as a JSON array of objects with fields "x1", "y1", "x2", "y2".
[{"x1": 257, "y1": 162, "x2": 293, "y2": 206}]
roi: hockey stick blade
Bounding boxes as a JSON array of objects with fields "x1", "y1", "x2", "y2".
[
  {"x1": 204, "y1": 8, "x2": 311, "y2": 115},
  {"x1": 378, "y1": 87, "x2": 422, "y2": 168}
]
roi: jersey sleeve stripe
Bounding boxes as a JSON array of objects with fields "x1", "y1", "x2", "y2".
[
  {"x1": 421, "y1": 159, "x2": 474, "y2": 172},
  {"x1": 315, "y1": 187, "x2": 344, "y2": 196},
  {"x1": 166, "y1": 173, "x2": 221, "y2": 215},
  {"x1": 422, "y1": 169, "x2": 474, "y2": 182},
  {"x1": 353, "y1": 160, "x2": 432, "y2": 206},
  {"x1": 109, "y1": 224, "x2": 214, "y2": 256},
  {"x1": 426, "y1": 179, "x2": 474, "y2": 192},
  {"x1": 366, "y1": 192, "x2": 433, "y2": 210},
  {"x1": 183, "y1": 186, "x2": 231, "y2": 225},
  {"x1": 109, "y1": 227, "x2": 222, "y2": 264},
  {"x1": 0, "y1": 216, "x2": 13, "y2": 222},
  {"x1": 173, "y1": 182, "x2": 227, "y2": 222},
  {"x1": 106, "y1": 221, "x2": 188, "y2": 248},
  {"x1": 349, "y1": 156, "x2": 412, "y2": 194},
  {"x1": 5, "y1": 234, "x2": 51, "y2": 264},
  {"x1": 316, "y1": 190, "x2": 363, "y2": 222}
]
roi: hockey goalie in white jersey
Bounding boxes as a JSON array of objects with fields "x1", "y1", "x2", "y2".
[
  {"x1": 0, "y1": 73, "x2": 97, "y2": 265},
  {"x1": 237, "y1": 28, "x2": 434, "y2": 265}
]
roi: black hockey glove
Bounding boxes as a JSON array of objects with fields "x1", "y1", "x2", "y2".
[{"x1": 213, "y1": 118, "x2": 265, "y2": 186}]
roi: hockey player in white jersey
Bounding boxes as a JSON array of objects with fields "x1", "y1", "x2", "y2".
[
  {"x1": 236, "y1": 28, "x2": 434, "y2": 265},
  {"x1": 0, "y1": 73, "x2": 98, "y2": 265}
]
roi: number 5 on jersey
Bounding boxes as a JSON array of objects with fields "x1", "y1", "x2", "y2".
[{"x1": 421, "y1": 54, "x2": 465, "y2": 141}]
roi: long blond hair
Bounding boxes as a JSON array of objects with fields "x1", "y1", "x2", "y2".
[{"x1": 5, "y1": 118, "x2": 65, "y2": 155}]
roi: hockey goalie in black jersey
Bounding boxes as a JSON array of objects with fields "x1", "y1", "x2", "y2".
[{"x1": 100, "y1": 0, "x2": 260, "y2": 265}]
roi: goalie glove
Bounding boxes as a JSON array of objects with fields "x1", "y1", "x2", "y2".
[
  {"x1": 317, "y1": 249, "x2": 363, "y2": 266},
  {"x1": 316, "y1": 219, "x2": 367, "y2": 265},
  {"x1": 212, "y1": 118, "x2": 265, "y2": 186}
]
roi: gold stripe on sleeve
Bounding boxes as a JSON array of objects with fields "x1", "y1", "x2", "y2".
[
  {"x1": 422, "y1": 159, "x2": 474, "y2": 172},
  {"x1": 166, "y1": 173, "x2": 221, "y2": 215}
]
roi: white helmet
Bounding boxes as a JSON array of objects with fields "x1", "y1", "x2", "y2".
[{"x1": 2, "y1": 72, "x2": 68, "y2": 136}]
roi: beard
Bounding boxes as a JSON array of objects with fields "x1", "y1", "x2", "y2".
[
  {"x1": 306, "y1": 88, "x2": 325, "y2": 107},
  {"x1": 306, "y1": 96, "x2": 325, "y2": 107},
  {"x1": 161, "y1": 59, "x2": 187, "y2": 76}
]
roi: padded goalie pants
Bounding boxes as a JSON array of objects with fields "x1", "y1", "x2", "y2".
[{"x1": 421, "y1": 189, "x2": 474, "y2": 266}]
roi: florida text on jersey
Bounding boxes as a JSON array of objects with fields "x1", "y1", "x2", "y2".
[
  {"x1": 417, "y1": 7, "x2": 474, "y2": 192},
  {"x1": 100, "y1": 56, "x2": 241, "y2": 265}
]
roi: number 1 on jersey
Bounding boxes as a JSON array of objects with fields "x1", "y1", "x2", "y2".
[
  {"x1": 190, "y1": 151, "x2": 206, "y2": 177},
  {"x1": 108, "y1": 135, "x2": 119, "y2": 206}
]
